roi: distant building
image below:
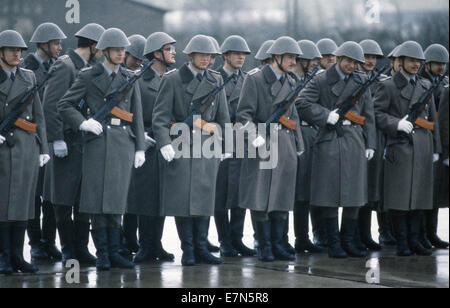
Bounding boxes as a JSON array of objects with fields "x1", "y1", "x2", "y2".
[{"x1": 0, "y1": 0, "x2": 168, "y2": 53}]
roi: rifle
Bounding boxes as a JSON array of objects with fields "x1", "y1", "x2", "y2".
[
  {"x1": 328, "y1": 65, "x2": 390, "y2": 137},
  {"x1": 181, "y1": 73, "x2": 235, "y2": 134},
  {"x1": 0, "y1": 65, "x2": 57, "y2": 147},
  {"x1": 92, "y1": 59, "x2": 155, "y2": 124},
  {"x1": 265, "y1": 65, "x2": 320, "y2": 134},
  {"x1": 404, "y1": 69, "x2": 448, "y2": 133}
]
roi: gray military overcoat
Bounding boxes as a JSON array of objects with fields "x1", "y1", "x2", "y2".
[
  {"x1": 58, "y1": 63, "x2": 145, "y2": 215},
  {"x1": 0, "y1": 67, "x2": 49, "y2": 221}
]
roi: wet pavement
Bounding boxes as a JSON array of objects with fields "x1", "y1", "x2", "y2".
[{"x1": 0, "y1": 209, "x2": 448, "y2": 288}]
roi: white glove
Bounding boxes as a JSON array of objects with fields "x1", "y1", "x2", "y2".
[
  {"x1": 0, "y1": 134, "x2": 5, "y2": 145},
  {"x1": 144, "y1": 132, "x2": 156, "y2": 150},
  {"x1": 53, "y1": 140, "x2": 68, "y2": 158},
  {"x1": 443, "y1": 158, "x2": 449, "y2": 167},
  {"x1": 433, "y1": 153, "x2": 439, "y2": 163},
  {"x1": 327, "y1": 109, "x2": 340, "y2": 125},
  {"x1": 220, "y1": 153, "x2": 233, "y2": 161},
  {"x1": 366, "y1": 149, "x2": 375, "y2": 161},
  {"x1": 79, "y1": 118, "x2": 103, "y2": 135},
  {"x1": 134, "y1": 151, "x2": 146, "y2": 168},
  {"x1": 160, "y1": 144, "x2": 175, "y2": 162},
  {"x1": 252, "y1": 136, "x2": 266, "y2": 148},
  {"x1": 297, "y1": 151, "x2": 304, "y2": 157},
  {"x1": 397, "y1": 115, "x2": 413, "y2": 134},
  {"x1": 39, "y1": 154, "x2": 50, "y2": 167}
]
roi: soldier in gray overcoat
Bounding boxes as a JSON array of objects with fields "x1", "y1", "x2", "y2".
[
  {"x1": 42, "y1": 23, "x2": 105, "y2": 266},
  {"x1": 213, "y1": 35, "x2": 255, "y2": 258},
  {"x1": 296, "y1": 41, "x2": 377, "y2": 259},
  {"x1": 24, "y1": 22, "x2": 66, "y2": 261},
  {"x1": 152, "y1": 35, "x2": 231, "y2": 266},
  {"x1": 373, "y1": 41, "x2": 441, "y2": 257},
  {"x1": 355, "y1": 39, "x2": 386, "y2": 252},
  {"x1": 128, "y1": 32, "x2": 177, "y2": 263},
  {"x1": 419, "y1": 44, "x2": 449, "y2": 249},
  {"x1": 58, "y1": 28, "x2": 146, "y2": 271},
  {"x1": 236, "y1": 36, "x2": 304, "y2": 262},
  {"x1": 120, "y1": 34, "x2": 147, "y2": 256},
  {"x1": 0, "y1": 30, "x2": 50, "y2": 274},
  {"x1": 291, "y1": 40, "x2": 323, "y2": 254}
]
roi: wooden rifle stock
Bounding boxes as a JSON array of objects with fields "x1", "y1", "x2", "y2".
[
  {"x1": 344, "y1": 111, "x2": 366, "y2": 126},
  {"x1": 279, "y1": 115, "x2": 297, "y2": 131},
  {"x1": 111, "y1": 107, "x2": 133, "y2": 123},
  {"x1": 414, "y1": 117, "x2": 434, "y2": 131}
]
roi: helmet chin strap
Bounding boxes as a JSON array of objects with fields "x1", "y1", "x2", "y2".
[
  {"x1": 39, "y1": 42, "x2": 55, "y2": 61},
  {"x1": 275, "y1": 55, "x2": 288, "y2": 73},
  {"x1": 400, "y1": 58, "x2": 415, "y2": 76},
  {"x1": 0, "y1": 49, "x2": 16, "y2": 68},
  {"x1": 157, "y1": 49, "x2": 172, "y2": 68},
  {"x1": 105, "y1": 49, "x2": 121, "y2": 66},
  {"x1": 88, "y1": 45, "x2": 96, "y2": 63}
]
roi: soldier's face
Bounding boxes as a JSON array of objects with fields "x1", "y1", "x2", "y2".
[
  {"x1": 363, "y1": 55, "x2": 377, "y2": 72},
  {"x1": 190, "y1": 53, "x2": 212, "y2": 70},
  {"x1": 125, "y1": 53, "x2": 142, "y2": 71},
  {"x1": 338, "y1": 57, "x2": 358, "y2": 75},
  {"x1": 225, "y1": 52, "x2": 246, "y2": 70},
  {"x1": 0, "y1": 47, "x2": 21, "y2": 67},
  {"x1": 162, "y1": 44, "x2": 176, "y2": 65},
  {"x1": 91, "y1": 43, "x2": 103, "y2": 62},
  {"x1": 393, "y1": 58, "x2": 402, "y2": 72},
  {"x1": 401, "y1": 57, "x2": 422, "y2": 75},
  {"x1": 428, "y1": 62, "x2": 447, "y2": 76},
  {"x1": 276, "y1": 54, "x2": 297, "y2": 73},
  {"x1": 107, "y1": 48, "x2": 126, "y2": 65},
  {"x1": 48, "y1": 40, "x2": 63, "y2": 58},
  {"x1": 320, "y1": 54, "x2": 336, "y2": 69}
]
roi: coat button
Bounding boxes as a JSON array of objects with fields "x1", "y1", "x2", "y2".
[
  {"x1": 123, "y1": 126, "x2": 126, "y2": 130},
  {"x1": 10, "y1": 133, "x2": 13, "y2": 136},
  {"x1": 26, "y1": 116, "x2": 30, "y2": 120},
  {"x1": 107, "y1": 126, "x2": 111, "y2": 129},
  {"x1": 5, "y1": 103, "x2": 8, "y2": 107}
]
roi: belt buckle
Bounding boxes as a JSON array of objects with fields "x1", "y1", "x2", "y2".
[{"x1": 111, "y1": 118, "x2": 121, "y2": 126}]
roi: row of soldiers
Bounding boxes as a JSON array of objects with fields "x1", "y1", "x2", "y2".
[{"x1": 0, "y1": 21, "x2": 448, "y2": 274}]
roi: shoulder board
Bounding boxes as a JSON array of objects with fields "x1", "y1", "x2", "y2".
[
  {"x1": 380, "y1": 75, "x2": 391, "y2": 82},
  {"x1": 207, "y1": 69, "x2": 220, "y2": 75},
  {"x1": 80, "y1": 66, "x2": 93, "y2": 72},
  {"x1": 59, "y1": 55, "x2": 70, "y2": 61},
  {"x1": 444, "y1": 84, "x2": 449, "y2": 89},
  {"x1": 164, "y1": 68, "x2": 177, "y2": 75},
  {"x1": 248, "y1": 68, "x2": 260, "y2": 76},
  {"x1": 19, "y1": 67, "x2": 33, "y2": 74},
  {"x1": 317, "y1": 69, "x2": 325, "y2": 75}
]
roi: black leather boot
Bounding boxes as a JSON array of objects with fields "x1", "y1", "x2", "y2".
[
  {"x1": 122, "y1": 214, "x2": 139, "y2": 254},
  {"x1": 91, "y1": 228, "x2": 111, "y2": 271},
  {"x1": 230, "y1": 208, "x2": 255, "y2": 256},
  {"x1": 175, "y1": 218, "x2": 195, "y2": 266},
  {"x1": 108, "y1": 228, "x2": 136, "y2": 269},
  {"x1": 325, "y1": 218, "x2": 347, "y2": 259},
  {"x1": 133, "y1": 215, "x2": 154, "y2": 263},
  {"x1": 271, "y1": 218, "x2": 295, "y2": 261},
  {"x1": 419, "y1": 212, "x2": 433, "y2": 249},
  {"x1": 311, "y1": 206, "x2": 328, "y2": 248},
  {"x1": 0, "y1": 225, "x2": 13, "y2": 275},
  {"x1": 391, "y1": 214, "x2": 412, "y2": 257},
  {"x1": 57, "y1": 220, "x2": 76, "y2": 266},
  {"x1": 41, "y1": 201, "x2": 61, "y2": 261},
  {"x1": 358, "y1": 207, "x2": 381, "y2": 251},
  {"x1": 408, "y1": 212, "x2": 432, "y2": 256},
  {"x1": 214, "y1": 211, "x2": 238, "y2": 257},
  {"x1": 152, "y1": 217, "x2": 175, "y2": 261},
  {"x1": 255, "y1": 220, "x2": 274, "y2": 262},
  {"x1": 10, "y1": 225, "x2": 38, "y2": 273},
  {"x1": 341, "y1": 218, "x2": 367, "y2": 258},
  {"x1": 426, "y1": 209, "x2": 449, "y2": 249},
  {"x1": 194, "y1": 218, "x2": 223, "y2": 265},
  {"x1": 74, "y1": 220, "x2": 96, "y2": 265},
  {"x1": 378, "y1": 212, "x2": 397, "y2": 246},
  {"x1": 294, "y1": 204, "x2": 323, "y2": 253}
]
